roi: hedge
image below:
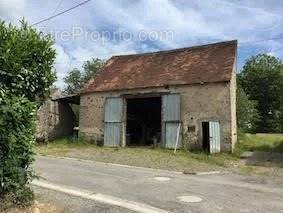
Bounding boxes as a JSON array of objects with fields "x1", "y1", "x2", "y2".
[{"x1": 0, "y1": 93, "x2": 36, "y2": 206}]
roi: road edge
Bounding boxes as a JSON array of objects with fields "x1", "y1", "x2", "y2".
[
  {"x1": 37, "y1": 154, "x2": 221, "y2": 176},
  {"x1": 32, "y1": 179, "x2": 170, "y2": 213}
]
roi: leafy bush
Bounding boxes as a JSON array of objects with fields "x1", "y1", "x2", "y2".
[
  {"x1": 0, "y1": 94, "x2": 36, "y2": 206},
  {"x1": 0, "y1": 20, "x2": 56, "y2": 207},
  {"x1": 0, "y1": 20, "x2": 56, "y2": 102}
]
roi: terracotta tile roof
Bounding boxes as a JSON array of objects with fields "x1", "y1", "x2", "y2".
[{"x1": 82, "y1": 40, "x2": 237, "y2": 93}]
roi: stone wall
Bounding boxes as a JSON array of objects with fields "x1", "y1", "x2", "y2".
[
  {"x1": 230, "y1": 63, "x2": 237, "y2": 150},
  {"x1": 79, "y1": 79, "x2": 236, "y2": 152}
]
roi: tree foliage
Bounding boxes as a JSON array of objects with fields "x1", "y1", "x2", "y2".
[
  {"x1": 83, "y1": 58, "x2": 104, "y2": 83},
  {"x1": 0, "y1": 20, "x2": 56, "y2": 207},
  {"x1": 236, "y1": 82, "x2": 260, "y2": 133},
  {"x1": 64, "y1": 58, "x2": 104, "y2": 94},
  {"x1": 0, "y1": 20, "x2": 56, "y2": 102},
  {"x1": 238, "y1": 54, "x2": 283, "y2": 133},
  {"x1": 63, "y1": 68, "x2": 83, "y2": 95}
]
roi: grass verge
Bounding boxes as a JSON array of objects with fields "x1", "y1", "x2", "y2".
[
  {"x1": 36, "y1": 138, "x2": 237, "y2": 172},
  {"x1": 235, "y1": 133, "x2": 283, "y2": 155},
  {"x1": 36, "y1": 133, "x2": 283, "y2": 174}
]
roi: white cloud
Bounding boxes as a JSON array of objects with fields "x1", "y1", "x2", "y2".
[
  {"x1": 53, "y1": 44, "x2": 71, "y2": 88},
  {"x1": 1, "y1": 0, "x2": 283, "y2": 86},
  {"x1": 264, "y1": 40, "x2": 283, "y2": 57},
  {"x1": 70, "y1": 42, "x2": 137, "y2": 62},
  {"x1": 0, "y1": 0, "x2": 25, "y2": 22},
  {"x1": 54, "y1": 38, "x2": 138, "y2": 88}
]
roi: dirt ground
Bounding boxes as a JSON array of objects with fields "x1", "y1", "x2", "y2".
[{"x1": 3, "y1": 200, "x2": 64, "y2": 213}]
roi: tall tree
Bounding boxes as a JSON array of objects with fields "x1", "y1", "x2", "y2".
[
  {"x1": 239, "y1": 54, "x2": 283, "y2": 133},
  {"x1": 63, "y1": 68, "x2": 83, "y2": 94},
  {"x1": 277, "y1": 73, "x2": 283, "y2": 132},
  {"x1": 63, "y1": 58, "x2": 104, "y2": 94},
  {"x1": 83, "y1": 58, "x2": 104, "y2": 83}
]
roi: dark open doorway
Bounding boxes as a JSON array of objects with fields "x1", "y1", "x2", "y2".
[
  {"x1": 202, "y1": 122, "x2": 210, "y2": 152},
  {"x1": 126, "y1": 97, "x2": 161, "y2": 146}
]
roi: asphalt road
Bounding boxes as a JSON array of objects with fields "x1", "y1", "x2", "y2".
[
  {"x1": 33, "y1": 185, "x2": 134, "y2": 213},
  {"x1": 34, "y1": 156, "x2": 283, "y2": 213}
]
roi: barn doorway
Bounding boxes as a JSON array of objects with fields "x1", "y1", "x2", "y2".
[
  {"x1": 126, "y1": 97, "x2": 161, "y2": 146},
  {"x1": 202, "y1": 122, "x2": 210, "y2": 152},
  {"x1": 202, "y1": 121, "x2": 221, "y2": 153}
]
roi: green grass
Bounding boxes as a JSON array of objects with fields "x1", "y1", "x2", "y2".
[
  {"x1": 235, "y1": 133, "x2": 283, "y2": 155},
  {"x1": 36, "y1": 133, "x2": 283, "y2": 173},
  {"x1": 36, "y1": 137, "x2": 237, "y2": 172}
]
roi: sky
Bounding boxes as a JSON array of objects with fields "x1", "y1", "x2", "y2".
[{"x1": 1, "y1": 0, "x2": 283, "y2": 88}]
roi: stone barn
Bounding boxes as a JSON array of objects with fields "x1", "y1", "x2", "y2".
[{"x1": 79, "y1": 40, "x2": 237, "y2": 153}]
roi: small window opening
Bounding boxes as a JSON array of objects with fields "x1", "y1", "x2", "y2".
[
  {"x1": 188, "y1": 125, "x2": 195, "y2": 132},
  {"x1": 126, "y1": 97, "x2": 161, "y2": 146},
  {"x1": 202, "y1": 122, "x2": 210, "y2": 152}
]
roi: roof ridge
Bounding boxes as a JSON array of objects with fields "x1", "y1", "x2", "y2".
[{"x1": 111, "y1": 40, "x2": 237, "y2": 58}]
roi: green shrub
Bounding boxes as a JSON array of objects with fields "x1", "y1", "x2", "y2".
[
  {"x1": 0, "y1": 20, "x2": 56, "y2": 102},
  {"x1": 0, "y1": 20, "x2": 56, "y2": 208},
  {"x1": 0, "y1": 94, "x2": 36, "y2": 206}
]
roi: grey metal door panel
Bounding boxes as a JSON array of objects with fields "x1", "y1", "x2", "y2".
[
  {"x1": 165, "y1": 122, "x2": 182, "y2": 149},
  {"x1": 161, "y1": 122, "x2": 166, "y2": 148},
  {"x1": 209, "y1": 121, "x2": 220, "y2": 153},
  {"x1": 104, "y1": 97, "x2": 123, "y2": 147},
  {"x1": 162, "y1": 94, "x2": 181, "y2": 121},
  {"x1": 104, "y1": 123, "x2": 121, "y2": 147},
  {"x1": 162, "y1": 94, "x2": 182, "y2": 148},
  {"x1": 105, "y1": 97, "x2": 123, "y2": 122}
]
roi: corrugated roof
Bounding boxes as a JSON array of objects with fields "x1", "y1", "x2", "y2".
[
  {"x1": 82, "y1": 40, "x2": 237, "y2": 93},
  {"x1": 52, "y1": 94, "x2": 80, "y2": 104}
]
